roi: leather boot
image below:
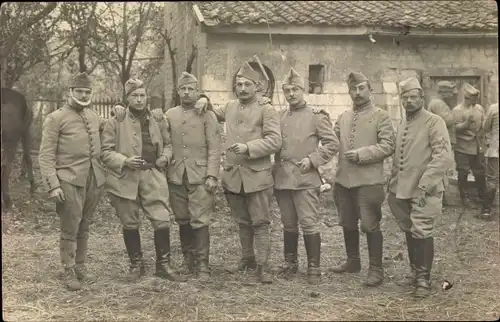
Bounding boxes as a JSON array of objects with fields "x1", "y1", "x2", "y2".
[
  {"x1": 123, "y1": 229, "x2": 145, "y2": 281},
  {"x1": 63, "y1": 267, "x2": 82, "y2": 291},
  {"x1": 330, "y1": 228, "x2": 361, "y2": 273},
  {"x1": 479, "y1": 188, "x2": 496, "y2": 221},
  {"x1": 154, "y1": 228, "x2": 188, "y2": 282},
  {"x1": 474, "y1": 174, "x2": 487, "y2": 205},
  {"x1": 277, "y1": 231, "x2": 299, "y2": 279},
  {"x1": 178, "y1": 224, "x2": 195, "y2": 275},
  {"x1": 457, "y1": 171, "x2": 471, "y2": 208},
  {"x1": 254, "y1": 224, "x2": 272, "y2": 284},
  {"x1": 234, "y1": 224, "x2": 257, "y2": 272},
  {"x1": 304, "y1": 233, "x2": 321, "y2": 285},
  {"x1": 363, "y1": 231, "x2": 384, "y2": 286},
  {"x1": 413, "y1": 237, "x2": 434, "y2": 298},
  {"x1": 194, "y1": 226, "x2": 211, "y2": 281},
  {"x1": 397, "y1": 232, "x2": 417, "y2": 287},
  {"x1": 60, "y1": 238, "x2": 80, "y2": 290}
]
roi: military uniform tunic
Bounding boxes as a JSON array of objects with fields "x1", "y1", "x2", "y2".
[
  {"x1": 333, "y1": 104, "x2": 395, "y2": 233},
  {"x1": 428, "y1": 98, "x2": 456, "y2": 146},
  {"x1": 101, "y1": 108, "x2": 172, "y2": 231},
  {"x1": 388, "y1": 109, "x2": 453, "y2": 239},
  {"x1": 165, "y1": 105, "x2": 221, "y2": 229},
  {"x1": 483, "y1": 103, "x2": 499, "y2": 190},
  {"x1": 273, "y1": 103, "x2": 338, "y2": 234},
  {"x1": 39, "y1": 104, "x2": 107, "y2": 268}
]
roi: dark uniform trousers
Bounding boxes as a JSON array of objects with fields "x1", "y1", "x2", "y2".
[
  {"x1": 57, "y1": 167, "x2": 104, "y2": 269},
  {"x1": 455, "y1": 151, "x2": 485, "y2": 178},
  {"x1": 274, "y1": 188, "x2": 320, "y2": 235},
  {"x1": 333, "y1": 183, "x2": 385, "y2": 233},
  {"x1": 108, "y1": 168, "x2": 171, "y2": 231},
  {"x1": 169, "y1": 170, "x2": 213, "y2": 229},
  {"x1": 224, "y1": 185, "x2": 272, "y2": 262},
  {"x1": 485, "y1": 157, "x2": 499, "y2": 191}
]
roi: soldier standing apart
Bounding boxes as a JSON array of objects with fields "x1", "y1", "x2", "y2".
[
  {"x1": 164, "y1": 72, "x2": 221, "y2": 281},
  {"x1": 273, "y1": 68, "x2": 338, "y2": 284},
  {"x1": 329, "y1": 72, "x2": 395, "y2": 287},
  {"x1": 207, "y1": 62, "x2": 282, "y2": 283},
  {"x1": 39, "y1": 72, "x2": 107, "y2": 291},
  {"x1": 427, "y1": 81, "x2": 457, "y2": 206},
  {"x1": 452, "y1": 84, "x2": 486, "y2": 209},
  {"x1": 101, "y1": 78, "x2": 186, "y2": 282},
  {"x1": 481, "y1": 103, "x2": 499, "y2": 220},
  {"x1": 388, "y1": 78, "x2": 452, "y2": 298}
]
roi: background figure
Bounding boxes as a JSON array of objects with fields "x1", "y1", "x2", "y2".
[
  {"x1": 38, "y1": 72, "x2": 107, "y2": 291},
  {"x1": 388, "y1": 77, "x2": 453, "y2": 298},
  {"x1": 481, "y1": 103, "x2": 499, "y2": 220},
  {"x1": 427, "y1": 81, "x2": 457, "y2": 206},
  {"x1": 452, "y1": 84, "x2": 486, "y2": 210}
]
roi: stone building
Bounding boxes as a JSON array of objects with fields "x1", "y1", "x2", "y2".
[{"x1": 164, "y1": 1, "x2": 498, "y2": 123}]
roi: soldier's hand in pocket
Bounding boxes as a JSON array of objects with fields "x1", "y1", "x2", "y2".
[
  {"x1": 417, "y1": 189, "x2": 427, "y2": 208},
  {"x1": 155, "y1": 156, "x2": 168, "y2": 169},
  {"x1": 205, "y1": 176, "x2": 218, "y2": 193},
  {"x1": 49, "y1": 187, "x2": 65, "y2": 203},
  {"x1": 114, "y1": 104, "x2": 127, "y2": 122},
  {"x1": 151, "y1": 108, "x2": 165, "y2": 122},
  {"x1": 297, "y1": 157, "x2": 312, "y2": 173},
  {"x1": 125, "y1": 156, "x2": 144, "y2": 169}
]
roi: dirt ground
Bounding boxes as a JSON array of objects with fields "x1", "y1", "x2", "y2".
[{"x1": 2, "y1": 155, "x2": 500, "y2": 321}]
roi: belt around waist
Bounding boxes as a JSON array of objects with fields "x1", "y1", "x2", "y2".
[{"x1": 139, "y1": 163, "x2": 157, "y2": 170}]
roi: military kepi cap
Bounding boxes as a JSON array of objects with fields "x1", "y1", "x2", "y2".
[
  {"x1": 463, "y1": 83, "x2": 480, "y2": 97},
  {"x1": 236, "y1": 62, "x2": 260, "y2": 83},
  {"x1": 347, "y1": 71, "x2": 368, "y2": 88},
  {"x1": 69, "y1": 72, "x2": 92, "y2": 89},
  {"x1": 178, "y1": 72, "x2": 198, "y2": 88},
  {"x1": 399, "y1": 77, "x2": 423, "y2": 94},
  {"x1": 437, "y1": 80, "x2": 456, "y2": 90},
  {"x1": 282, "y1": 67, "x2": 305, "y2": 89},
  {"x1": 124, "y1": 78, "x2": 145, "y2": 96}
]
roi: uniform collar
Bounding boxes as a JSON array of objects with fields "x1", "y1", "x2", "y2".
[
  {"x1": 289, "y1": 100, "x2": 307, "y2": 111},
  {"x1": 127, "y1": 106, "x2": 152, "y2": 120},
  {"x1": 352, "y1": 101, "x2": 373, "y2": 113},
  {"x1": 406, "y1": 107, "x2": 424, "y2": 122}
]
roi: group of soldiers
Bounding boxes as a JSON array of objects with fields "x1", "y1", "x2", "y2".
[{"x1": 38, "y1": 60, "x2": 498, "y2": 300}]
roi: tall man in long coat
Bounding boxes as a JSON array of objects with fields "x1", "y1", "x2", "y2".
[
  {"x1": 101, "y1": 78, "x2": 186, "y2": 282},
  {"x1": 329, "y1": 72, "x2": 395, "y2": 287},
  {"x1": 207, "y1": 62, "x2": 282, "y2": 283},
  {"x1": 39, "y1": 72, "x2": 107, "y2": 291},
  {"x1": 427, "y1": 81, "x2": 457, "y2": 206},
  {"x1": 273, "y1": 68, "x2": 338, "y2": 284},
  {"x1": 452, "y1": 84, "x2": 486, "y2": 208},
  {"x1": 481, "y1": 103, "x2": 499, "y2": 220},
  {"x1": 388, "y1": 77, "x2": 453, "y2": 298},
  {"x1": 164, "y1": 72, "x2": 221, "y2": 281}
]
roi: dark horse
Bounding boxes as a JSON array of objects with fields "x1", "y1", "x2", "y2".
[{"x1": 1, "y1": 87, "x2": 35, "y2": 210}]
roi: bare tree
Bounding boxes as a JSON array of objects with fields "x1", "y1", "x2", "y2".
[{"x1": 0, "y1": 3, "x2": 60, "y2": 88}]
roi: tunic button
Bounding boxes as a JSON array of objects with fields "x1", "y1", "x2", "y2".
[
  {"x1": 238, "y1": 120, "x2": 243, "y2": 124},
  {"x1": 183, "y1": 145, "x2": 187, "y2": 148},
  {"x1": 183, "y1": 157, "x2": 187, "y2": 160},
  {"x1": 350, "y1": 134, "x2": 354, "y2": 138},
  {"x1": 288, "y1": 112, "x2": 292, "y2": 116},
  {"x1": 182, "y1": 120, "x2": 186, "y2": 124},
  {"x1": 400, "y1": 168, "x2": 404, "y2": 171},
  {"x1": 281, "y1": 159, "x2": 284, "y2": 162},
  {"x1": 351, "y1": 129, "x2": 355, "y2": 132},
  {"x1": 182, "y1": 133, "x2": 185, "y2": 136},
  {"x1": 285, "y1": 124, "x2": 287, "y2": 127}
]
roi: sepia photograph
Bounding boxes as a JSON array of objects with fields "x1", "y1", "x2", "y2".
[{"x1": 1, "y1": 1, "x2": 498, "y2": 321}]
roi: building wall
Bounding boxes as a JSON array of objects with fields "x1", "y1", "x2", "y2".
[{"x1": 198, "y1": 32, "x2": 498, "y2": 123}]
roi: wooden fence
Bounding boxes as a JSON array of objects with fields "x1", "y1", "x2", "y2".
[{"x1": 29, "y1": 97, "x2": 120, "y2": 120}]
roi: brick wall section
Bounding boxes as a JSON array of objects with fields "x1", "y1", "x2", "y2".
[{"x1": 197, "y1": 33, "x2": 497, "y2": 124}]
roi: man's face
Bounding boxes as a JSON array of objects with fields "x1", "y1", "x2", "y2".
[
  {"x1": 283, "y1": 84, "x2": 304, "y2": 106},
  {"x1": 401, "y1": 89, "x2": 424, "y2": 113},
  {"x1": 464, "y1": 95, "x2": 478, "y2": 107},
  {"x1": 348, "y1": 81, "x2": 371, "y2": 106},
  {"x1": 71, "y1": 87, "x2": 92, "y2": 103},
  {"x1": 128, "y1": 88, "x2": 147, "y2": 110},
  {"x1": 438, "y1": 89, "x2": 456, "y2": 101},
  {"x1": 178, "y1": 83, "x2": 199, "y2": 105},
  {"x1": 235, "y1": 76, "x2": 257, "y2": 101}
]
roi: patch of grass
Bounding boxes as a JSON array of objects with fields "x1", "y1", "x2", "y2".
[{"x1": 2, "y1": 158, "x2": 499, "y2": 321}]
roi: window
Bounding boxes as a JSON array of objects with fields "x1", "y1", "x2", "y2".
[{"x1": 308, "y1": 64, "x2": 325, "y2": 94}]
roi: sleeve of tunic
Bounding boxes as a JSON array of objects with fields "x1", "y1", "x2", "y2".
[
  {"x1": 100, "y1": 117, "x2": 128, "y2": 173},
  {"x1": 428, "y1": 100, "x2": 454, "y2": 127},
  {"x1": 158, "y1": 118, "x2": 173, "y2": 162},
  {"x1": 308, "y1": 111, "x2": 339, "y2": 168},
  {"x1": 205, "y1": 110, "x2": 222, "y2": 179},
  {"x1": 356, "y1": 111, "x2": 396, "y2": 164},
  {"x1": 246, "y1": 104, "x2": 282, "y2": 159},
  {"x1": 38, "y1": 113, "x2": 61, "y2": 191},
  {"x1": 418, "y1": 117, "x2": 454, "y2": 194}
]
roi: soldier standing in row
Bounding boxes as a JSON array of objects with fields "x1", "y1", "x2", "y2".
[
  {"x1": 388, "y1": 78, "x2": 452, "y2": 298},
  {"x1": 452, "y1": 84, "x2": 486, "y2": 209},
  {"x1": 101, "y1": 78, "x2": 186, "y2": 282},
  {"x1": 427, "y1": 81, "x2": 457, "y2": 206},
  {"x1": 208, "y1": 62, "x2": 282, "y2": 283},
  {"x1": 39, "y1": 72, "x2": 107, "y2": 291},
  {"x1": 481, "y1": 103, "x2": 499, "y2": 220},
  {"x1": 329, "y1": 72, "x2": 395, "y2": 287},
  {"x1": 164, "y1": 72, "x2": 221, "y2": 281},
  {"x1": 273, "y1": 68, "x2": 338, "y2": 284}
]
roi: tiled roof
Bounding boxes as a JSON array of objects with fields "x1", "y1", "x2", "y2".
[{"x1": 196, "y1": 1, "x2": 498, "y2": 31}]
